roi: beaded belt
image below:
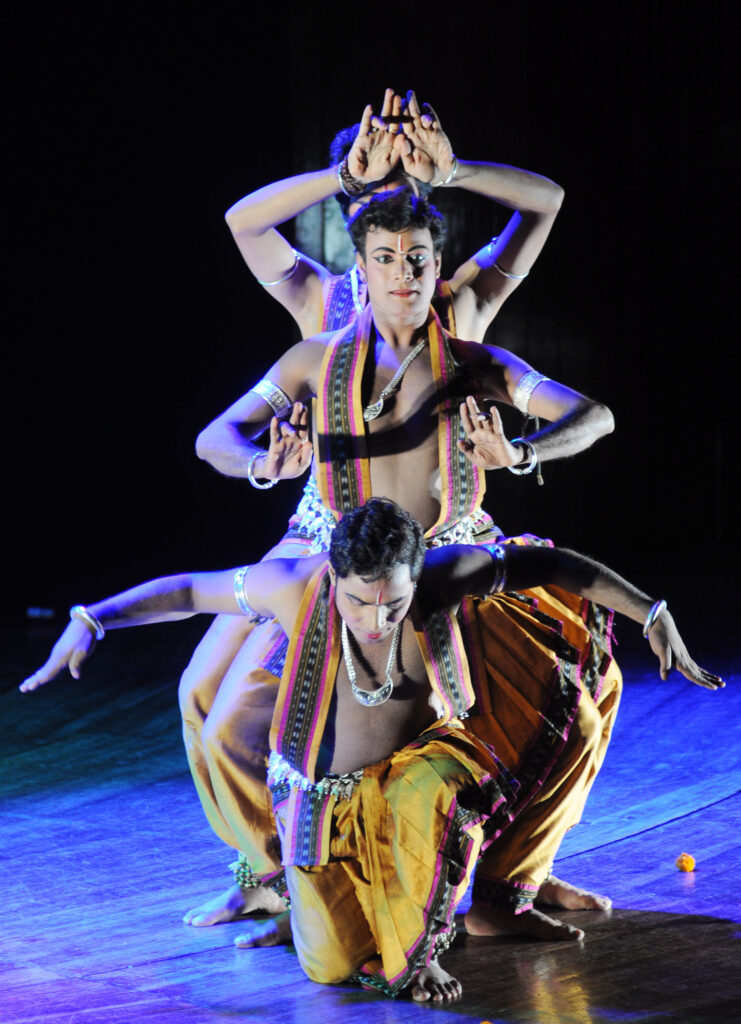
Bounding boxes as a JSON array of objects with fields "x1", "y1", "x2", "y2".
[
  {"x1": 288, "y1": 476, "x2": 502, "y2": 553},
  {"x1": 267, "y1": 750, "x2": 363, "y2": 802}
]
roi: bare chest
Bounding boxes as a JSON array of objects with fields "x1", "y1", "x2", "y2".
[{"x1": 328, "y1": 622, "x2": 440, "y2": 774}]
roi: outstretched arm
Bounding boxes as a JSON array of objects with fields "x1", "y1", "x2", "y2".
[
  {"x1": 19, "y1": 557, "x2": 319, "y2": 693},
  {"x1": 399, "y1": 91, "x2": 564, "y2": 338},
  {"x1": 422, "y1": 544, "x2": 724, "y2": 691},
  {"x1": 505, "y1": 544, "x2": 725, "y2": 690}
]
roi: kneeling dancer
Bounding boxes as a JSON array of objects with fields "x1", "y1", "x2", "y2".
[{"x1": 21, "y1": 499, "x2": 723, "y2": 1002}]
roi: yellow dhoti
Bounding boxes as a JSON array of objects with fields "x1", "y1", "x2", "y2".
[{"x1": 283, "y1": 723, "x2": 514, "y2": 996}]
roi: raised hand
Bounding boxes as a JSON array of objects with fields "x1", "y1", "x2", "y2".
[
  {"x1": 398, "y1": 90, "x2": 456, "y2": 185},
  {"x1": 20, "y1": 619, "x2": 97, "y2": 692},
  {"x1": 259, "y1": 402, "x2": 312, "y2": 481},
  {"x1": 647, "y1": 610, "x2": 726, "y2": 690},
  {"x1": 458, "y1": 397, "x2": 523, "y2": 469},
  {"x1": 346, "y1": 89, "x2": 405, "y2": 184}
]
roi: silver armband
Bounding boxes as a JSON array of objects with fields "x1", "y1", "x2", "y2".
[
  {"x1": 487, "y1": 239, "x2": 529, "y2": 280},
  {"x1": 481, "y1": 543, "x2": 508, "y2": 594},
  {"x1": 255, "y1": 249, "x2": 300, "y2": 288},
  {"x1": 249, "y1": 378, "x2": 293, "y2": 417},
  {"x1": 233, "y1": 566, "x2": 259, "y2": 617},
  {"x1": 512, "y1": 370, "x2": 550, "y2": 414}
]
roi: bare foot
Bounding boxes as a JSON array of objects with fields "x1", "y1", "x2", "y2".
[
  {"x1": 234, "y1": 909, "x2": 292, "y2": 948},
  {"x1": 536, "y1": 875, "x2": 611, "y2": 911},
  {"x1": 409, "y1": 959, "x2": 462, "y2": 1003},
  {"x1": 183, "y1": 884, "x2": 286, "y2": 927},
  {"x1": 465, "y1": 901, "x2": 585, "y2": 942}
]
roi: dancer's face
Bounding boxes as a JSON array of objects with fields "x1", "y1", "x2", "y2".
[
  {"x1": 329, "y1": 563, "x2": 415, "y2": 645},
  {"x1": 357, "y1": 226, "x2": 441, "y2": 327}
]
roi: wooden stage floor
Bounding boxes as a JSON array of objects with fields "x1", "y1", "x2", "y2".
[{"x1": 2, "y1": 615, "x2": 740, "y2": 1023}]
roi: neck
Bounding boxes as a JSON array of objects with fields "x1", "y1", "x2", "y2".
[{"x1": 371, "y1": 309, "x2": 429, "y2": 349}]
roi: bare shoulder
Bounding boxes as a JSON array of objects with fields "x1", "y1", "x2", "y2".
[
  {"x1": 279, "y1": 331, "x2": 336, "y2": 376},
  {"x1": 449, "y1": 338, "x2": 532, "y2": 402},
  {"x1": 249, "y1": 554, "x2": 327, "y2": 632}
]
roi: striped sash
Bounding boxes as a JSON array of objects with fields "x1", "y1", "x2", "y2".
[{"x1": 313, "y1": 303, "x2": 485, "y2": 539}]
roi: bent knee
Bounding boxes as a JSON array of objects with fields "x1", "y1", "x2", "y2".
[
  {"x1": 299, "y1": 959, "x2": 352, "y2": 986},
  {"x1": 569, "y1": 700, "x2": 603, "y2": 756}
]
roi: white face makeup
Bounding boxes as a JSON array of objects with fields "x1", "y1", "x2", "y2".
[
  {"x1": 357, "y1": 226, "x2": 441, "y2": 324},
  {"x1": 330, "y1": 564, "x2": 415, "y2": 645}
]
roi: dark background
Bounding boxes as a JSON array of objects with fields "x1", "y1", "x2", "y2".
[{"x1": 5, "y1": 1, "x2": 736, "y2": 632}]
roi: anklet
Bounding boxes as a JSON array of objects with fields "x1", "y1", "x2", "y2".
[{"x1": 229, "y1": 852, "x2": 261, "y2": 890}]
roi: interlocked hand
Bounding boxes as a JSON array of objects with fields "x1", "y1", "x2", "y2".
[
  {"x1": 397, "y1": 90, "x2": 456, "y2": 185},
  {"x1": 346, "y1": 89, "x2": 406, "y2": 184}
]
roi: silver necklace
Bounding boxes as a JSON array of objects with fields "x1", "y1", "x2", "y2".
[
  {"x1": 363, "y1": 338, "x2": 427, "y2": 422},
  {"x1": 341, "y1": 619, "x2": 402, "y2": 707}
]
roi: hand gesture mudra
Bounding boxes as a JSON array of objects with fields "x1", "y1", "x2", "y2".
[
  {"x1": 260, "y1": 402, "x2": 313, "y2": 481},
  {"x1": 346, "y1": 89, "x2": 406, "y2": 184},
  {"x1": 647, "y1": 610, "x2": 725, "y2": 690},
  {"x1": 398, "y1": 90, "x2": 456, "y2": 185},
  {"x1": 20, "y1": 619, "x2": 97, "y2": 692},
  {"x1": 458, "y1": 397, "x2": 523, "y2": 470}
]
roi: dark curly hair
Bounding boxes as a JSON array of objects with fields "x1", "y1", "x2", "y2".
[
  {"x1": 328, "y1": 123, "x2": 434, "y2": 219},
  {"x1": 347, "y1": 189, "x2": 446, "y2": 256},
  {"x1": 329, "y1": 498, "x2": 426, "y2": 582}
]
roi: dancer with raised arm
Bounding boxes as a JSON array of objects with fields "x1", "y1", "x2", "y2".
[
  {"x1": 183, "y1": 186, "x2": 618, "y2": 944},
  {"x1": 178, "y1": 94, "x2": 570, "y2": 933}
]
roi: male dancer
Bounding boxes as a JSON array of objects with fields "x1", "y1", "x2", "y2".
[
  {"x1": 178, "y1": 95, "x2": 569, "y2": 933},
  {"x1": 21, "y1": 499, "x2": 723, "y2": 1002},
  {"x1": 186, "y1": 188, "x2": 615, "y2": 944}
]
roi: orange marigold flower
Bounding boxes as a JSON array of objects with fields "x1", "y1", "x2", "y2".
[{"x1": 676, "y1": 852, "x2": 696, "y2": 872}]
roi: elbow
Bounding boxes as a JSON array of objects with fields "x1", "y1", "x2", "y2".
[
  {"x1": 551, "y1": 183, "x2": 565, "y2": 212},
  {"x1": 224, "y1": 204, "x2": 254, "y2": 239},
  {"x1": 195, "y1": 425, "x2": 219, "y2": 465},
  {"x1": 590, "y1": 401, "x2": 615, "y2": 438}
]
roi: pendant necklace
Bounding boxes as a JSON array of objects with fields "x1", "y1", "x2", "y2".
[
  {"x1": 363, "y1": 337, "x2": 427, "y2": 422},
  {"x1": 341, "y1": 619, "x2": 402, "y2": 707}
]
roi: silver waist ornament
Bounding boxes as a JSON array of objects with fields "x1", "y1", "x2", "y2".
[
  {"x1": 363, "y1": 338, "x2": 427, "y2": 421},
  {"x1": 341, "y1": 620, "x2": 402, "y2": 707}
]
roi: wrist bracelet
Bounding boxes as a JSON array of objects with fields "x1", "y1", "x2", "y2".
[
  {"x1": 246, "y1": 451, "x2": 278, "y2": 490},
  {"x1": 70, "y1": 605, "x2": 105, "y2": 640},
  {"x1": 432, "y1": 155, "x2": 459, "y2": 187},
  {"x1": 337, "y1": 158, "x2": 366, "y2": 198},
  {"x1": 506, "y1": 438, "x2": 539, "y2": 476},
  {"x1": 642, "y1": 599, "x2": 667, "y2": 638}
]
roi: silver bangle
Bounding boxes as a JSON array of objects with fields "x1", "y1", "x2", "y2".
[
  {"x1": 337, "y1": 158, "x2": 366, "y2": 198},
  {"x1": 482, "y1": 543, "x2": 508, "y2": 594},
  {"x1": 246, "y1": 451, "x2": 278, "y2": 489},
  {"x1": 512, "y1": 370, "x2": 550, "y2": 414},
  {"x1": 507, "y1": 438, "x2": 539, "y2": 476},
  {"x1": 432, "y1": 155, "x2": 458, "y2": 187},
  {"x1": 70, "y1": 605, "x2": 105, "y2": 640},
  {"x1": 233, "y1": 566, "x2": 257, "y2": 616},
  {"x1": 249, "y1": 378, "x2": 292, "y2": 417},
  {"x1": 643, "y1": 599, "x2": 667, "y2": 638},
  {"x1": 493, "y1": 259, "x2": 529, "y2": 281},
  {"x1": 256, "y1": 250, "x2": 300, "y2": 288}
]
